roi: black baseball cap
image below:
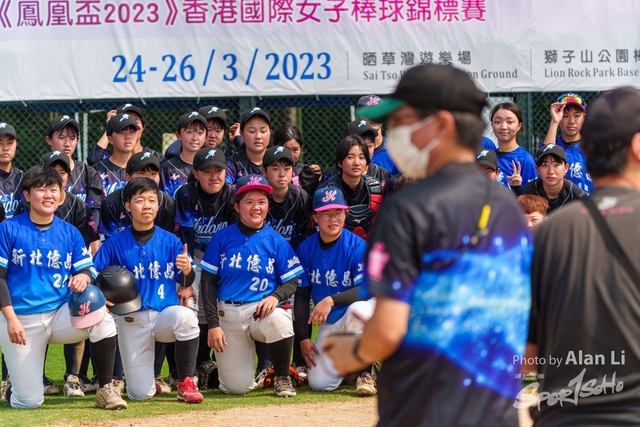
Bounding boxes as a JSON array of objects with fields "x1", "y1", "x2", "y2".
[
  {"x1": 46, "y1": 115, "x2": 80, "y2": 136},
  {"x1": 126, "y1": 151, "x2": 160, "y2": 175},
  {"x1": 117, "y1": 103, "x2": 143, "y2": 118},
  {"x1": 342, "y1": 120, "x2": 379, "y2": 139},
  {"x1": 358, "y1": 64, "x2": 488, "y2": 122},
  {"x1": 41, "y1": 151, "x2": 71, "y2": 173},
  {"x1": 198, "y1": 105, "x2": 227, "y2": 127},
  {"x1": 177, "y1": 111, "x2": 208, "y2": 132},
  {"x1": 476, "y1": 149, "x2": 498, "y2": 170},
  {"x1": 582, "y1": 86, "x2": 640, "y2": 147},
  {"x1": 263, "y1": 146, "x2": 293, "y2": 167},
  {"x1": 0, "y1": 122, "x2": 16, "y2": 139},
  {"x1": 106, "y1": 113, "x2": 140, "y2": 136},
  {"x1": 535, "y1": 144, "x2": 567, "y2": 165},
  {"x1": 240, "y1": 107, "x2": 271, "y2": 128},
  {"x1": 193, "y1": 147, "x2": 227, "y2": 171}
]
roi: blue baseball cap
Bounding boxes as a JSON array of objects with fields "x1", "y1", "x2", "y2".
[
  {"x1": 313, "y1": 188, "x2": 348, "y2": 212},
  {"x1": 236, "y1": 174, "x2": 272, "y2": 196},
  {"x1": 68, "y1": 284, "x2": 108, "y2": 329}
]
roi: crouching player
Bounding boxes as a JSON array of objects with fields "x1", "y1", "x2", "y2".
[
  {"x1": 93, "y1": 177, "x2": 203, "y2": 403},
  {"x1": 294, "y1": 188, "x2": 376, "y2": 395},
  {"x1": 0, "y1": 165, "x2": 125, "y2": 409}
]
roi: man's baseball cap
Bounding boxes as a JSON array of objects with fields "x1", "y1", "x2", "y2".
[
  {"x1": 313, "y1": 188, "x2": 348, "y2": 212},
  {"x1": 476, "y1": 149, "x2": 498, "y2": 170},
  {"x1": 357, "y1": 95, "x2": 382, "y2": 108},
  {"x1": 177, "y1": 111, "x2": 208, "y2": 132},
  {"x1": 357, "y1": 64, "x2": 488, "y2": 122},
  {"x1": 535, "y1": 144, "x2": 567, "y2": 165},
  {"x1": 240, "y1": 107, "x2": 271, "y2": 128},
  {"x1": 198, "y1": 105, "x2": 227, "y2": 127},
  {"x1": 126, "y1": 151, "x2": 160, "y2": 175},
  {"x1": 117, "y1": 103, "x2": 144, "y2": 118},
  {"x1": 193, "y1": 147, "x2": 227, "y2": 171},
  {"x1": 0, "y1": 122, "x2": 16, "y2": 139},
  {"x1": 41, "y1": 151, "x2": 71, "y2": 173},
  {"x1": 556, "y1": 93, "x2": 586, "y2": 112},
  {"x1": 106, "y1": 113, "x2": 140, "y2": 136},
  {"x1": 263, "y1": 146, "x2": 293, "y2": 167},
  {"x1": 582, "y1": 86, "x2": 640, "y2": 149},
  {"x1": 342, "y1": 120, "x2": 379, "y2": 139},
  {"x1": 235, "y1": 174, "x2": 272, "y2": 196},
  {"x1": 46, "y1": 115, "x2": 80, "y2": 136}
]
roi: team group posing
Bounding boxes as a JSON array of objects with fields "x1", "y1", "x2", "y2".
[{"x1": 0, "y1": 87, "x2": 588, "y2": 411}]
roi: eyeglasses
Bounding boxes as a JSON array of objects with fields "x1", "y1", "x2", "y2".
[
  {"x1": 316, "y1": 211, "x2": 346, "y2": 221},
  {"x1": 557, "y1": 94, "x2": 586, "y2": 108}
]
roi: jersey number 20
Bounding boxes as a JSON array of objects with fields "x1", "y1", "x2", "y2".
[{"x1": 250, "y1": 277, "x2": 269, "y2": 292}]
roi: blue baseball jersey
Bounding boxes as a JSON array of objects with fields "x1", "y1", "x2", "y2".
[
  {"x1": 296, "y1": 230, "x2": 366, "y2": 324},
  {"x1": 93, "y1": 159, "x2": 126, "y2": 197},
  {"x1": 159, "y1": 157, "x2": 192, "y2": 199},
  {"x1": 481, "y1": 136, "x2": 497, "y2": 151},
  {"x1": 496, "y1": 146, "x2": 538, "y2": 188},
  {"x1": 371, "y1": 137, "x2": 399, "y2": 175},
  {"x1": 552, "y1": 137, "x2": 593, "y2": 194},
  {"x1": 93, "y1": 226, "x2": 195, "y2": 313},
  {"x1": 199, "y1": 223, "x2": 304, "y2": 303},
  {"x1": 225, "y1": 150, "x2": 263, "y2": 185},
  {"x1": 0, "y1": 214, "x2": 94, "y2": 315}
]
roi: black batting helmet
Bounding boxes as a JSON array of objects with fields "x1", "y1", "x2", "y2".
[{"x1": 95, "y1": 265, "x2": 141, "y2": 315}]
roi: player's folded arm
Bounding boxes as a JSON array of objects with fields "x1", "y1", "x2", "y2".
[
  {"x1": 0, "y1": 267, "x2": 12, "y2": 308},
  {"x1": 200, "y1": 270, "x2": 220, "y2": 329}
]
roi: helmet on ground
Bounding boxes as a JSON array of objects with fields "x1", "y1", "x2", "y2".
[
  {"x1": 68, "y1": 284, "x2": 108, "y2": 329},
  {"x1": 95, "y1": 265, "x2": 141, "y2": 315}
]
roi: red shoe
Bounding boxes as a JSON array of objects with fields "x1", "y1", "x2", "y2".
[{"x1": 177, "y1": 377, "x2": 203, "y2": 404}]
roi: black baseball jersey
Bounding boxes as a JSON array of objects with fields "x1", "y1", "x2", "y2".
[
  {"x1": 225, "y1": 150, "x2": 263, "y2": 185},
  {"x1": 266, "y1": 184, "x2": 313, "y2": 250},
  {"x1": 93, "y1": 159, "x2": 126, "y2": 197},
  {"x1": 174, "y1": 181, "x2": 237, "y2": 255},
  {"x1": 0, "y1": 167, "x2": 24, "y2": 219},
  {"x1": 159, "y1": 157, "x2": 193, "y2": 199},
  {"x1": 322, "y1": 164, "x2": 390, "y2": 183},
  {"x1": 67, "y1": 160, "x2": 104, "y2": 210},
  {"x1": 87, "y1": 145, "x2": 165, "y2": 166},
  {"x1": 15, "y1": 191, "x2": 99, "y2": 247},
  {"x1": 517, "y1": 178, "x2": 586, "y2": 212},
  {"x1": 99, "y1": 188, "x2": 176, "y2": 238}
]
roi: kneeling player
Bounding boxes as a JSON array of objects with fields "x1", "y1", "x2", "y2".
[
  {"x1": 0, "y1": 165, "x2": 125, "y2": 410},
  {"x1": 93, "y1": 177, "x2": 203, "y2": 403},
  {"x1": 294, "y1": 188, "x2": 376, "y2": 395}
]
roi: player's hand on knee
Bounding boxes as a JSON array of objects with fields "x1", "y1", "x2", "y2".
[
  {"x1": 68, "y1": 273, "x2": 91, "y2": 293},
  {"x1": 309, "y1": 296, "x2": 333, "y2": 327},
  {"x1": 176, "y1": 244, "x2": 192, "y2": 275},
  {"x1": 177, "y1": 285, "x2": 197, "y2": 307},
  {"x1": 255, "y1": 296, "x2": 279, "y2": 319},
  {"x1": 7, "y1": 319, "x2": 26, "y2": 345},
  {"x1": 208, "y1": 327, "x2": 227, "y2": 353},
  {"x1": 300, "y1": 339, "x2": 319, "y2": 368}
]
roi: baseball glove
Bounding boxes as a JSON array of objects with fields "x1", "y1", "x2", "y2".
[
  {"x1": 197, "y1": 360, "x2": 219, "y2": 390},
  {"x1": 263, "y1": 366, "x2": 304, "y2": 388}
]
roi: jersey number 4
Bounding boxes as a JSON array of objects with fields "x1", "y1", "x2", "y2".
[
  {"x1": 250, "y1": 277, "x2": 269, "y2": 292},
  {"x1": 158, "y1": 284, "x2": 165, "y2": 299}
]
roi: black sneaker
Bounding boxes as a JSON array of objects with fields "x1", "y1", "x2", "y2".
[{"x1": 274, "y1": 375, "x2": 296, "y2": 398}]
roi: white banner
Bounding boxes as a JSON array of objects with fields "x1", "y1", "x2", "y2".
[{"x1": 1, "y1": 1, "x2": 639, "y2": 100}]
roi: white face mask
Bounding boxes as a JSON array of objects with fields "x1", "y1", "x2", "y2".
[{"x1": 387, "y1": 116, "x2": 440, "y2": 179}]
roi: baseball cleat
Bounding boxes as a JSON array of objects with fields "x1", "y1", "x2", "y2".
[
  {"x1": 155, "y1": 376, "x2": 172, "y2": 394},
  {"x1": 356, "y1": 372, "x2": 377, "y2": 396},
  {"x1": 43, "y1": 377, "x2": 59, "y2": 395},
  {"x1": 274, "y1": 375, "x2": 296, "y2": 398},
  {"x1": 177, "y1": 376, "x2": 203, "y2": 404},
  {"x1": 63, "y1": 375, "x2": 85, "y2": 397},
  {"x1": 254, "y1": 368, "x2": 269, "y2": 388},
  {"x1": 95, "y1": 382, "x2": 128, "y2": 410}
]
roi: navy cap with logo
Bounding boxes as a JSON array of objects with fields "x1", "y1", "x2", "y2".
[
  {"x1": 358, "y1": 64, "x2": 488, "y2": 122},
  {"x1": 198, "y1": 105, "x2": 227, "y2": 127},
  {"x1": 263, "y1": 146, "x2": 293, "y2": 167},
  {"x1": 193, "y1": 147, "x2": 227, "y2": 171},
  {"x1": 126, "y1": 151, "x2": 160, "y2": 175},
  {"x1": 535, "y1": 144, "x2": 567, "y2": 165},
  {"x1": 177, "y1": 111, "x2": 208, "y2": 132},
  {"x1": 68, "y1": 284, "x2": 108, "y2": 329},
  {"x1": 46, "y1": 115, "x2": 80, "y2": 136},
  {"x1": 0, "y1": 122, "x2": 17, "y2": 139},
  {"x1": 476, "y1": 149, "x2": 498, "y2": 170},
  {"x1": 117, "y1": 103, "x2": 144, "y2": 118},
  {"x1": 342, "y1": 120, "x2": 379, "y2": 139},
  {"x1": 235, "y1": 174, "x2": 272, "y2": 196},
  {"x1": 240, "y1": 107, "x2": 271, "y2": 128},
  {"x1": 357, "y1": 95, "x2": 382, "y2": 108},
  {"x1": 106, "y1": 113, "x2": 140, "y2": 136},
  {"x1": 313, "y1": 187, "x2": 348, "y2": 212},
  {"x1": 41, "y1": 151, "x2": 71, "y2": 173}
]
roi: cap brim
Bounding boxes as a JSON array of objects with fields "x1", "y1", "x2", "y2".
[
  {"x1": 0, "y1": 130, "x2": 16, "y2": 139},
  {"x1": 110, "y1": 295, "x2": 142, "y2": 315},
  {"x1": 356, "y1": 98, "x2": 406, "y2": 122},
  {"x1": 314, "y1": 204, "x2": 348, "y2": 212},
  {"x1": 236, "y1": 184, "x2": 273, "y2": 196},
  {"x1": 476, "y1": 160, "x2": 497, "y2": 169},
  {"x1": 565, "y1": 101, "x2": 586, "y2": 111},
  {"x1": 196, "y1": 159, "x2": 227, "y2": 171},
  {"x1": 264, "y1": 155, "x2": 293, "y2": 167},
  {"x1": 71, "y1": 306, "x2": 107, "y2": 329},
  {"x1": 127, "y1": 159, "x2": 159, "y2": 174}
]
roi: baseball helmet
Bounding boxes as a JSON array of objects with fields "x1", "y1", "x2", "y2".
[
  {"x1": 95, "y1": 265, "x2": 142, "y2": 315},
  {"x1": 68, "y1": 284, "x2": 108, "y2": 329}
]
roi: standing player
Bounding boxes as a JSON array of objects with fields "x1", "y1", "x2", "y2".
[
  {"x1": 0, "y1": 122, "x2": 24, "y2": 219},
  {"x1": 0, "y1": 165, "x2": 126, "y2": 410},
  {"x1": 159, "y1": 112, "x2": 207, "y2": 198},
  {"x1": 199, "y1": 175, "x2": 304, "y2": 397},
  {"x1": 294, "y1": 187, "x2": 375, "y2": 394},
  {"x1": 225, "y1": 108, "x2": 271, "y2": 184},
  {"x1": 93, "y1": 177, "x2": 203, "y2": 403},
  {"x1": 273, "y1": 124, "x2": 321, "y2": 196},
  {"x1": 165, "y1": 106, "x2": 231, "y2": 160}
]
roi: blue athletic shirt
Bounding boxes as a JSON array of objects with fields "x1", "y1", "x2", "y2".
[
  {"x1": 199, "y1": 223, "x2": 304, "y2": 303},
  {"x1": 159, "y1": 156, "x2": 193, "y2": 199},
  {"x1": 296, "y1": 230, "x2": 366, "y2": 324},
  {"x1": 93, "y1": 226, "x2": 195, "y2": 313},
  {"x1": 496, "y1": 146, "x2": 538, "y2": 188},
  {"x1": 550, "y1": 137, "x2": 593, "y2": 194},
  {"x1": 371, "y1": 137, "x2": 399, "y2": 175},
  {"x1": 481, "y1": 136, "x2": 497, "y2": 151},
  {"x1": 0, "y1": 214, "x2": 94, "y2": 315}
]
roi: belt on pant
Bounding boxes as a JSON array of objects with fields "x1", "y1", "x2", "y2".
[{"x1": 222, "y1": 300, "x2": 247, "y2": 306}]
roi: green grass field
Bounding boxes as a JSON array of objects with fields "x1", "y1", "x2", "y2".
[{"x1": 0, "y1": 343, "x2": 369, "y2": 427}]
